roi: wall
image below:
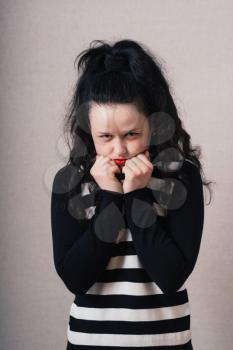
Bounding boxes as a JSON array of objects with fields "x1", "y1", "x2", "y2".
[{"x1": 0, "y1": 1, "x2": 232, "y2": 349}]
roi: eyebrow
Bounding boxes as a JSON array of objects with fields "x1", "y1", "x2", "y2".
[{"x1": 97, "y1": 129, "x2": 141, "y2": 135}]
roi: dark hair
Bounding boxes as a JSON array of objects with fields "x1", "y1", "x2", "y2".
[{"x1": 61, "y1": 39, "x2": 214, "y2": 224}]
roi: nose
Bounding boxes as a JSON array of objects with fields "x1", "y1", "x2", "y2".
[{"x1": 114, "y1": 140, "x2": 128, "y2": 157}]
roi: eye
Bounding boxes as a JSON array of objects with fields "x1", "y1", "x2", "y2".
[
  {"x1": 99, "y1": 135, "x2": 112, "y2": 139},
  {"x1": 127, "y1": 132, "x2": 139, "y2": 137},
  {"x1": 99, "y1": 132, "x2": 140, "y2": 139}
]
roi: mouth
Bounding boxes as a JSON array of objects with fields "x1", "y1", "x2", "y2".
[
  {"x1": 112, "y1": 149, "x2": 149, "y2": 166},
  {"x1": 114, "y1": 159, "x2": 127, "y2": 166}
]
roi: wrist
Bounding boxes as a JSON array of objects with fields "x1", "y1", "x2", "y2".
[
  {"x1": 123, "y1": 183, "x2": 144, "y2": 194},
  {"x1": 99, "y1": 187, "x2": 123, "y2": 194},
  {"x1": 124, "y1": 186, "x2": 153, "y2": 199}
]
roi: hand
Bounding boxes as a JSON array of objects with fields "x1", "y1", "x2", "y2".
[
  {"x1": 121, "y1": 150, "x2": 154, "y2": 194},
  {"x1": 90, "y1": 155, "x2": 123, "y2": 193}
]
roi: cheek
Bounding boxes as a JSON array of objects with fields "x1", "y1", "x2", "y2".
[
  {"x1": 129, "y1": 139, "x2": 147, "y2": 153},
  {"x1": 139, "y1": 134, "x2": 151, "y2": 151},
  {"x1": 93, "y1": 140, "x2": 112, "y2": 156},
  {"x1": 142, "y1": 131, "x2": 151, "y2": 144}
]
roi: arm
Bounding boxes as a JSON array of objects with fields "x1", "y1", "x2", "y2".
[
  {"x1": 50, "y1": 166, "x2": 125, "y2": 295},
  {"x1": 123, "y1": 161, "x2": 204, "y2": 294}
]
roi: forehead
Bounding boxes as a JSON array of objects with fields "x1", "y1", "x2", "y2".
[{"x1": 89, "y1": 103, "x2": 147, "y2": 132}]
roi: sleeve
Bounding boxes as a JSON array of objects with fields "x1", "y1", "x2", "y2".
[
  {"x1": 50, "y1": 166, "x2": 125, "y2": 295},
  {"x1": 123, "y1": 161, "x2": 205, "y2": 294}
]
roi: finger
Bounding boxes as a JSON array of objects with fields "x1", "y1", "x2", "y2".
[
  {"x1": 103, "y1": 155, "x2": 116, "y2": 164},
  {"x1": 130, "y1": 155, "x2": 148, "y2": 167},
  {"x1": 145, "y1": 150, "x2": 150, "y2": 159},
  {"x1": 121, "y1": 164, "x2": 134, "y2": 176},
  {"x1": 142, "y1": 149, "x2": 151, "y2": 161},
  {"x1": 110, "y1": 162, "x2": 121, "y2": 172},
  {"x1": 136, "y1": 153, "x2": 153, "y2": 169},
  {"x1": 124, "y1": 158, "x2": 144, "y2": 174},
  {"x1": 109, "y1": 159, "x2": 118, "y2": 166},
  {"x1": 96, "y1": 154, "x2": 103, "y2": 161},
  {"x1": 98, "y1": 155, "x2": 111, "y2": 165}
]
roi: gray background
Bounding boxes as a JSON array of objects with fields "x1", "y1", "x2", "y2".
[{"x1": 0, "y1": 1, "x2": 232, "y2": 349}]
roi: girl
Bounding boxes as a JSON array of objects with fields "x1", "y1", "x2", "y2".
[{"x1": 51, "y1": 39, "x2": 212, "y2": 349}]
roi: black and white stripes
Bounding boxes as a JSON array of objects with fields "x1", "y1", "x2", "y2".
[
  {"x1": 51, "y1": 160, "x2": 204, "y2": 349},
  {"x1": 67, "y1": 228, "x2": 192, "y2": 348}
]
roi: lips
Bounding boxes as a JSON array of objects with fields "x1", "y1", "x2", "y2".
[{"x1": 114, "y1": 159, "x2": 127, "y2": 166}]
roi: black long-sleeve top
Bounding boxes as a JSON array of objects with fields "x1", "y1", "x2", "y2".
[{"x1": 50, "y1": 159, "x2": 204, "y2": 349}]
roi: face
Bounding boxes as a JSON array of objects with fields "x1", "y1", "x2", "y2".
[{"x1": 89, "y1": 102, "x2": 152, "y2": 160}]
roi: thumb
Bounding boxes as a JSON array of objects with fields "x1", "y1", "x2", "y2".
[{"x1": 145, "y1": 150, "x2": 150, "y2": 159}]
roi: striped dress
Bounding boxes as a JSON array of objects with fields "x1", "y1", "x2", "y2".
[{"x1": 51, "y1": 160, "x2": 204, "y2": 349}]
